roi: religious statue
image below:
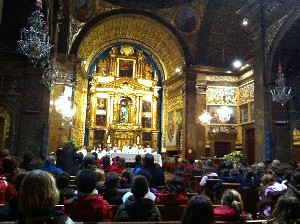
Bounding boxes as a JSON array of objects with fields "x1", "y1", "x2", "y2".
[{"x1": 120, "y1": 101, "x2": 129, "y2": 123}]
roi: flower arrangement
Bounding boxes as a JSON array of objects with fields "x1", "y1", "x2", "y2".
[{"x1": 223, "y1": 151, "x2": 243, "y2": 164}]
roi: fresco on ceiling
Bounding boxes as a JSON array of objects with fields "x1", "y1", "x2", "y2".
[
  {"x1": 175, "y1": 7, "x2": 198, "y2": 33},
  {"x1": 72, "y1": 0, "x2": 94, "y2": 22}
]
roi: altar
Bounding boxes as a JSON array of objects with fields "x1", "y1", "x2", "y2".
[{"x1": 111, "y1": 152, "x2": 162, "y2": 167}]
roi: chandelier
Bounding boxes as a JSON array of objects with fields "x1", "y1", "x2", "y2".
[
  {"x1": 199, "y1": 111, "x2": 211, "y2": 126},
  {"x1": 54, "y1": 86, "x2": 76, "y2": 119},
  {"x1": 271, "y1": 66, "x2": 292, "y2": 105},
  {"x1": 17, "y1": 1, "x2": 51, "y2": 63},
  {"x1": 199, "y1": 106, "x2": 232, "y2": 126},
  {"x1": 217, "y1": 105, "x2": 232, "y2": 122}
]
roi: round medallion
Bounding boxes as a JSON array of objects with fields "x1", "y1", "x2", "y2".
[
  {"x1": 175, "y1": 7, "x2": 198, "y2": 33},
  {"x1": 71, "y1": 0, "x2": 94, "y2": 23}
]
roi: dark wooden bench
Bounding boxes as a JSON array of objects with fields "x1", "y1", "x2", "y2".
[{"x1": 156, "y1": 204, "x2": 186, "y2": 221}]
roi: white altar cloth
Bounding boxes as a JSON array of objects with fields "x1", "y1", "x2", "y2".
[{"x1": 111, "y1": 153, "x2": 162, "y2": 167}]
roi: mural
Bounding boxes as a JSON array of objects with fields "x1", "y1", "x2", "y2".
[
  {"x1": 175, "y1": 8, "x2": 198, "y2": 33},
  {"x1": 166, "y1": 109, "x2": 183, "y2": 147},
  {"x1": 207, "y1": 87, "x2": 237, "y2": 105},
  {"x1": 72, "y1": 0, "x2": 94, "y2": 22}
]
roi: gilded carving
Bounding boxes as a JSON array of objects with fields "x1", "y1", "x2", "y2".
[
  {"x1": 238, "y1": 82, "x2": 254, "y2": 105},
  {"x1": 76, "y1": 15, "x2": 185, "y2": 81}
]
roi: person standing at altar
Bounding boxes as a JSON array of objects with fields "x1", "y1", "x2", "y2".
[
  {"x1": 145, "y1": 144, "x2": 152, "y2": 154},
  {"x1": 122, "y1": 142, "x2": 130, "y2": 153},
  {"x1": 113, "y1": 144, "x2": 121, "y2": 153},
  {"x1": 131, "y1": 144, "x2": 139, "y2": 154}
]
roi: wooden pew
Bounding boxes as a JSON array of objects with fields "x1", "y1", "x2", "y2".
[
  {"x1": 156, "y1": 204, "x2": 186, "y2": 221},
  {"x1": 192, "y1": 176, "x2": 202, "y2": 193},
  {"x1": 203, "y1": 178, "x2": 220, "y2": 202}
]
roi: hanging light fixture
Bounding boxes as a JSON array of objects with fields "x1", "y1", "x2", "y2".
[
  {"x1": 271, "y1": 64, "x2": 292, "y2": 106},
  {"x1": 54, "y1": 86, "x2": 76, "y2": 119},
  {"x1": 199, "y1": 111, "x2": 211, "y2": 126},
  {"x1": 17, "y1": 0, "x2": 52, "y2": 63},
  {"x1": 217, "y1": 105, "x2": 232, "y2": 123}
]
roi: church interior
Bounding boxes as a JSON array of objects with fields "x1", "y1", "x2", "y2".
[{"x1": 1, "y1": 0, "x2": 300, "y2": 165}]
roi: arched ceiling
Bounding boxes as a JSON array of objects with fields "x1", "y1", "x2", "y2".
[{"x1": 76, "y1": 14, "x2": 186, "y2": 81}]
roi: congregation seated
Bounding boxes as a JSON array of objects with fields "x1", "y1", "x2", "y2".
[
  {"x1": 64, "y1": 169, "x2": 112, "y2": 222},
  {"x1": 155, "y1": 176, "x2": 189, "y2": 205},
  {"x1": 57, "y1": 145, "x2": 80, "y2": 176},
  {"x1": 214, "y1": 189, "x2": 244, "y2": 222},
  {"x1": 143, "y1": 153, "x2": 165, "y2": 187},
  {"x1": 97, "y1": 171, "x2": 125, "y2": 205},
  {"x1": 19, "y1": 152, "x2": 36, "y2": 171},
  {"x1": 286, "y1": 169, "x2": 300, "y2": 200},
  {"x1": 18, "y1": 170, "x2": 73, "y2": 223},
  {"x1": 118, "y1": 168, "x2": 133, "y2": 189},
  {"x1": 110, "y1": 157, "x2": 127, "y2": 174},
  {"x1": 0, "y1": 172, "x2": 26, "y2": 221},
  {"x1": 56, "y1": 172, "x2": 76, "y2": 204},
  {"x1": 0, "y1": 156, "x2": 18, "y2": 204},
  {"x1": 115, "y1": 175, "x2": 162, "y2": 222},
  {"x1": 181, "y1": 194, "x2": 215, "y2": 224},
  {"x1": 183, "y1": 159, "x2": 195, "y2": 174},
  {"x1": 259, "y1": 172, "x2": 287, "y2": 218},
  {"x1": 82, "y1": 153, "x2": 99, "y2": 170},
  {"x1": 267, "y1": 194, "x2": 300, "y2": 224},
  {"x1": 95, "y1": 169, "x2": 105, "y2": 189},
  {"x1": 41, "y1": 154, "x2": 63, "y2": 175}
]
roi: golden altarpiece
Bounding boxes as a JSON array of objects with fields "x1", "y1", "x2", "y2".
[{"x1": 87, "y1": 45, "x2": 161, "y2": 149}]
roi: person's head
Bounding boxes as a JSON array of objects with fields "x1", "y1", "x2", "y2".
[
  {"x1": 182, "y1": 195, "x2": 215, "y2": 224},
  {"x1": 105, "y1": 172, "x2": 119, "y2": 189},
  {"x1": 118, "y1": 157, "x2": 126, "y2": 167},
  {"x1": 77, "y1": 169, "x2": 97, "y2": 194},
  {"x1": 23, "y1": 152, "x2": 34, "y2": 163},
  {"x1": 135, "y1": 154, "x2": 142, "y2": 162},
  {"x1": 94, "y1": 169, "x2": 105, "y2": 182},
  {"x1": 3, "y1": 156, "x2": 19, "y2": 175},
  {"x1": 0, "y1": 148, "x2": 10, "y2": 166},
  {"x1": 261, "y1": 173, "x2": 276, "y2": 187},
  {"x1": 136, "y1": 170, "x2": 152, "y2": 186},
  {"x1": 165, "y1": 176, "x2": 186, "y2": 194},
  {"x1": 290, "y1": 170, "x2": 300, "y2": 191},
  {"x1": 19, "y1": 170, "x2": 59, "y2": 214},
  {"x1": 121, "y1": 168, "x2": 133, "y2": 182},
  {"x1": 269, "y1": 195, "x2": 300, "y2": 221},
  {"x1": 45, "y1": 154, "x2": 56, "y2": 165},
  {"x1": 188, "y1": 159, "x2": 195, "y2": 165},
  {"x1": 131, "y1": 175, "x2": 149, "y2": 199},
  {"x1": 206, "y1": 159, "x2": 213, "y2": 167},
  {"x1": 144, "y1": 153, "x2": 154, "y2": 167},
  {"x1": 221, "y1": 189, "x2": 243, "y2": 216},
  {"x1": 56, "y1": 172, "x2": 71, "y2": 189},
  {"x1": 83, "y1": 154, "x2": 96, "y2": 168},
  {"x1": 102, "y1": 155, "x2": 111, "y2": 168}
]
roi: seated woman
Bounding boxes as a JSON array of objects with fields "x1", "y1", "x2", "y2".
[
  {"x1": 267, "y1": 195, "x2": 300, "y2": 224},
  {"x1": 17, "y1": 170, "x2": 73, "y2": 223},
  {"x1": 214, "y1": 189, "x2": 244, "y2": 221},
  {"x1": 181, "y1": 194, "x2": 215, "y2": 224},
  {"x1": 115, "y1": 175, "x2": 162, "y2": 222},
  {"x1": 155, "y1": 176, "x2": 189, "y2": 205},
  {"x1": 118, "y1": 168, "x2": 133, "y2": 190},
  {"x1": 259, "y1": 173, "x2": 287, "y2": 217}
]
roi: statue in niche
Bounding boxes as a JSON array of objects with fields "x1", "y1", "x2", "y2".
[
  {"x1": 120, "y1": 99, "x2": 129, "y2": 123},
  {"x1": 144, "y1": 63, "x2": 153, "y2": 79},
  {"x1": 96, "y1": 59, "x2": 108, "y2": 76}
]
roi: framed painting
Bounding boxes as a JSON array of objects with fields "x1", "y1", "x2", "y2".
[
  {"x1": 97, "y1": 98, "x2": 106, "y2": 110},
  {"x1": 71, "y1": 0, "x2": 94, "y2": 22},
  {"x1": 142, "y1": 101, "x2": 151, "y2": 112},
  {"x1": 240, "y1": 104, "x2": 248, "y2": 123},
  {"x1": 142, "y1": 117, "x2": 151, "y2": 128},
  {"x1": 96, "y1": 115, "x2": 106, "y2": 126},
  {"x1": 118, "y1": 59, "x2": 135, "y2": 78},
  {"x1": 175, "y1": 7, "x2": 198, "y2": 33}
]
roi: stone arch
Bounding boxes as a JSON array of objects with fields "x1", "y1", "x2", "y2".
[
  {"x1": 267, "y1": 6, "x2": 300, "y2": 73},
  {"x1": 72, "y1": 12, "x2": 187, "y2": 81}
]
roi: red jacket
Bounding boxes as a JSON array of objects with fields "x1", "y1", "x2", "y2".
[
  {"x1": 0, "y1": 178, "x2": 17, "y2": 204},
  {"x1": 214, "y1": 205, "x2": 239, "y2": 221},
  {"x1": 155, "y1": 193, "x2": 189, "y2": 205},
  {"x1": 64, "y1": 194, "x2": 113, "y2": 222}
]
